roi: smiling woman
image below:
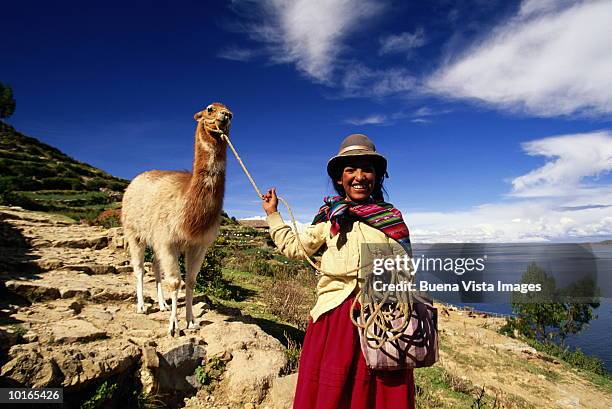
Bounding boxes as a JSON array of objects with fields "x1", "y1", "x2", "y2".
[{"x1": 262, "y1": 134, "x2": 415, "y2": 409}]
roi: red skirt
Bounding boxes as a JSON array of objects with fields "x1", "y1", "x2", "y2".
[{"x1": 293, "y1": 297, "x2": 415, "y2": 409}]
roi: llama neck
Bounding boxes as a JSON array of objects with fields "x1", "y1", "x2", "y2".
[{"x1": 182, "y1": 127, "x2": 227, "y2": 238}]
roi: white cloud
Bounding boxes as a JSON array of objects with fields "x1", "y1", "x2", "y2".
[
  {"x1": 218, "y1": 47, "x2": 257, "y2": 61},
  {"x1": 427, "y1": 0, "x2": 612, "y2": 117},
  {"x1": 406, "y1": 131, "x2": 612, "y2": 242},
  {"x1": 241, "y1": 0, "x2": 384, "y2": 82},
  {"x1": 344, "y1": 114, "x2": 388, "y2": 125},
  {"x1": 341, "y1": 65, "x2": 416, "y2": 98},
  {"x1": 511, "y1": 131, "x2": 612, "y2": 197},
  {"x1": 379, "y1": 29, "x2": 426, "y2": 55},
  {"x1": 240, "y1": 216, "x2": 267, "y2": 221}
]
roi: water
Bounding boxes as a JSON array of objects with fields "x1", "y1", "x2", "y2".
[{"x1": 410, "y1": 243, "x2": 612, "y2": 371}]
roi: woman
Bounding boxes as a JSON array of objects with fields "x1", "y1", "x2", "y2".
[{"x1": 262, "y1": 134, "x2": 415, "y2": 409}]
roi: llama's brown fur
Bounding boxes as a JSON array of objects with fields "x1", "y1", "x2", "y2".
[{"x1": 121, "y1": 102, "x2": 232, "y2": 335}]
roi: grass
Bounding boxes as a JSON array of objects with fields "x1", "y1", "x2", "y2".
[
  {"x1": 282, "y1": 331, "x2": 302, "y2": 375},
  {"x1": 9, "y1": 324, "x2": 27, "y2": 337},
  {"x1": 414, "y1": 366, "x2": 481, "y2": 409},
  {"x1": 0, "y1": 122, "x2": 127, "y2": 223}
]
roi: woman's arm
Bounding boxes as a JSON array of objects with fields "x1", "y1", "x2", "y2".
[{"x1": 263, "y1": 188, "x2": 327, "y2": 260}]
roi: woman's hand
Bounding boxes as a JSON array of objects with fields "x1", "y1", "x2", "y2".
[{"x1": 262, "y1": 188, "x2": 279, "y2": 215}]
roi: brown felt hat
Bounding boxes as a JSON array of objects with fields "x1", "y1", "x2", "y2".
[{"x1": 327, "y1": 134, "x2": 387, "y2": 179}]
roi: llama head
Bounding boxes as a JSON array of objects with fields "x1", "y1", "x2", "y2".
[{"x1": 194, "y1": 102, "x2": 233, "y2": 143}]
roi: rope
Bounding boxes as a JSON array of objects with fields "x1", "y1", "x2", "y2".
[
  {"x1": 219, "y1": 130, "x2": 414, "y2": 349},
  {"x1": 221, "y1": 131, "x2": 350, "y2": 277}
]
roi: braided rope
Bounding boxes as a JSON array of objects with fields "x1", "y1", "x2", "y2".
[{"x1": 219, "y1": 130, "x2": 413, "y2": 349}]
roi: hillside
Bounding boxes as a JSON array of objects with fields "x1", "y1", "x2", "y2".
[{"x1": 0, "y1": 121, "x2": 128, "y2": 222}]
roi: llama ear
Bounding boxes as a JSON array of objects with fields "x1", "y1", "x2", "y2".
[{"x1": 194, "y1": 111, "x2": 203, "y2": 121}]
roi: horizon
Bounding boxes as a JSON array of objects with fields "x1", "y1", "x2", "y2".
[{"x1": 2, "y1": 0, "x2": 611, "y2": 243}]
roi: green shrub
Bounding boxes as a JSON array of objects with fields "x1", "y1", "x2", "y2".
[
  {"x1": 195, "y1": 356, "x2": 226, "y2": 391},
  {"x1": 84, "y1": 177, "x2": 107, "y2": 190},
  {"x1": 81, "y1": 381, "x2": 118, "y2": 409},
  {"x1": 524, "y1": 338, "x2": 608, "y2": 375},
  {"x1": 106, "y1": 180, "x2": 128, "y2": 191},
  {"x1": 0, "y1": 176, "x2": 41, "y2": 192},
  {"x1": 250, "y1": 259, "x2": 273, "y2": 276},
  {"x1": 0, "y1": 191, "x2": 44, "y2": 210},
  {"x1": 39, "y1": 177, "x2": 80, "y2": 190}
]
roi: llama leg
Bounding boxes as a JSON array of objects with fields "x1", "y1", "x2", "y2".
[
  {"x1": 152, "y1": 257, "x2": 169, "y2": 311},
  {"x1": 156, "y1": 244, "x2": 181, "y2": 336},
  {"x1": 127, "y1": 235, "x2": 146, "y2": 313},
  {"x1": 184, "y1": 246, "x2": 207, "y2": 329}
]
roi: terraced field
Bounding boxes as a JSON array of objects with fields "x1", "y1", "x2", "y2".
[{"x1": 0, "y1": 122, "x2": 127, "y2": 222}]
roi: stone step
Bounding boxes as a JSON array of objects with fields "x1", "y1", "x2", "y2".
[{"x1": 3, "y1": 270, "x2": 156, "y2": 303}]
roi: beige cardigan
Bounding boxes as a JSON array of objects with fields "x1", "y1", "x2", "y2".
[{"x1": 266, "y1": 211, "x2": 408, "y2": 322}]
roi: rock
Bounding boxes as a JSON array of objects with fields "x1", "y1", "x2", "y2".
[
  {"x1": 54, "y1": 342, "x2": 141, "y2": 389},
  {"x1": 199, "y1": 321, "x2": 284, "y2": 357},
  {"x1": 5, "y1": 281, "x2": 61, "y2": 302},
  {"x1": 226, "y1": 349, "x2": 286, "y2": 405},
  {"x1": 199, "y1": 321, "x2": 286, "y2": 405},
  {"x1": 64, "y1": 264, "x2": 117, "y2": 275},
  {"x1": 116, "y1": 265, "x2": 132, "y2": 273},
  {"x1": 193, "y1": 301, "x2": 210, "y2": 319},
  {"x1": 87, "y1": 309, "x2": 113, "y2": 322},
  {"x1": 68, "y1": 301, "x2": 83, "y2": 314},
  {"x1": 107, "y1": 227, "x2": 126, "y2": 250},
  {"x1": 157, "y1": 342, "x2": 206, "y2": 392},
  {"x1": 53, "y1": 236, "x2": 108, "y2": 249},
  {"x1": 2, "y1": 341, "x2": 142, "y2": 390},
  {"x1": 0, "y1": 348, "x2": 62, "y2": 387},
  {"x1": 51, "y1": 319, "x2": 107, "y2": 343},
  {"x1": 142, "y1": 346, "x2": 159, "y2": 369},
  {"x1": 269, "y1": 373, "x2": 298, "y2": 409},
  {"x1": 36, "y1": 258, "x2": 64, "y2": 270},
  {"x1": 105, "y1": 305, "x2": 121, "y2": 314},
  {"x1": 60, "y1": 287, "x2": 91, "y2": 299}
]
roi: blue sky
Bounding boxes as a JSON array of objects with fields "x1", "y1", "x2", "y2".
[{"x1": 2, "y1": 0, "x2": 612, "y2": 242}]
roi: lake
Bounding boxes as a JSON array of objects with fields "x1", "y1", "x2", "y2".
[{"x1": 410, "y1": 243, "x2": 612, "y2": 371}]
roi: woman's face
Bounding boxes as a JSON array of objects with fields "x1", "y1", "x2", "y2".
[{"x1": 337, "y1": 158, "x2": 376, "y2": 202}]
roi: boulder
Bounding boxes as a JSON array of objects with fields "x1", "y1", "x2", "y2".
[
  {"x1": 157, "y1": 341, "x2": 207, "y2": 392},
  {"x1": 0, "y1": 348, "x2": 62, "y2": 387},
  {"x1": 226, "y1": 348, "x2": 286, "y2": 405},
  {"x1": 199, "y1": 321, "x2": 287, "y2": 405},
  {"x1": 270, "y1": 373, "x2": 298, "y2": 409},
  {"x1": 1, "y1": 341, "x2": 140, "y2": 390},
  {"x1": 199, "y1": 321, "x2": 284, "y2": 357}
]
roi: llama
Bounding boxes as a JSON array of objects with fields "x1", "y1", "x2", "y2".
[{"x1": 121, "y1": 102, "x2": 231, "y2": 336}]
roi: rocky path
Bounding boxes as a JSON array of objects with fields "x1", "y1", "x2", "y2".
[
  {"x1": 1, "y1": 206, "x2": 610, "y2": 409},
  {"x1": 0, "y1": 206, "x2": 295, "y2": 409}
]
